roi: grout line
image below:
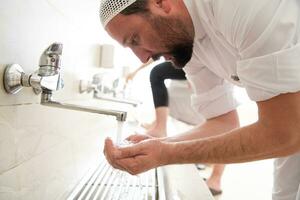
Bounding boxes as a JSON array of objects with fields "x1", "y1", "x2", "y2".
[
  {"x1": 0, "y1": 102, "x2": 39, "y2": 107},
  {"x1": 45, "y1": 0, "x2": 68, "y2": 19}
]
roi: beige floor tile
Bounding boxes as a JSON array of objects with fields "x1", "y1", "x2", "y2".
[{"x1": 198, "y1": 160, "x2": 273, "y2": 200}]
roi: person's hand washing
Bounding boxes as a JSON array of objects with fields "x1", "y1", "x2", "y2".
[
  {"x1": 104, "y1": 137, "x2": 168, "y2": 175},
  {"x1": 125, "y1": 134, "x2": 154, "y2": 144}
]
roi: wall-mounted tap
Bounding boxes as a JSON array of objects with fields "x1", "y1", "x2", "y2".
[
  {"x1": 3, "y1": 43, "x2": 63, "y2": 94},
  {"x1": 79, "y1": 74, "x2": 141, "y2": 107},
  {"x1": 3, "y1": 42, "x2": 127, "y2": 122}
]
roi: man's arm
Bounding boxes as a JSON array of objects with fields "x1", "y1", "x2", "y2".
[
  {"x1": 105, "y1": 110, "x2": 239, "y2": 174},
  {"x1": 167, "y1": 92, "x2": 300, "y2": 164},
  {"x1": 125, "y1": 59, "x2": 154, "y2": 83},
  {"x1": 126, "y1": 110, "x2": 239, "y2": 144},
  {"x1": 104, "y1": 92, "x2": 300, "y2": 175},
  {"x1": 166, "y1": 110, "x2": 240, "y2": 142}
]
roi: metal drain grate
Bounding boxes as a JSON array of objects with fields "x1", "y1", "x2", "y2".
[{"x1": 68, "y1": 158, "x2": 158, "y2": 200}]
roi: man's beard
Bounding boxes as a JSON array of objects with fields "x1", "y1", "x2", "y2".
[
  {"x1": 168, "y1": 43, "x2": 194, "y2": 69},
  {"x1": 148, "y1": 15, "x2": 194, "y2": 68}
]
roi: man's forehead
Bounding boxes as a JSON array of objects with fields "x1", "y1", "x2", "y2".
[
  {"x1": 105, "y1": 14, "x2": 135, "y2": 46},
  {"x1": 106, "y1": 13, "x2": 144, "y2": 36},
  {"x1": 106, "y1": 14, "x2": 128, "y2": 36}
]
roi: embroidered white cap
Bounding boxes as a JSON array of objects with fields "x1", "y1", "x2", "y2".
[{"x1": 100, "y1": 0, "x2": 137, "y2": 27}]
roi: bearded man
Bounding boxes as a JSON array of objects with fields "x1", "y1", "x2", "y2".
[{"x1": 101, "y1": 1, "x2": 300, "y2": 199}]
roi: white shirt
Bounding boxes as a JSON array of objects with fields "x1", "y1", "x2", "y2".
[
  {"x1": 183, "y1": 0, "x2": 300, "y2": 199},
  {"x1": 184, "y1": 0, "x2": 300, "y2": 119}
]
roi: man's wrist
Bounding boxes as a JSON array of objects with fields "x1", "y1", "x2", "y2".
[
  {"x1": 160, "y1": 141, "x2": 177, "y2": 165},
  {"x1": 160, "y1": 136, "x2": 178, "y2": 143}
]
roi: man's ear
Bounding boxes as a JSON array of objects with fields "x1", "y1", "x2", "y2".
[{"x1": 152, "y1": 0, "x2": 172, "y2": 14}]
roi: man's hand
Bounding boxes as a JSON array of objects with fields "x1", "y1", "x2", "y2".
[
  {"x1": 125, "y1": 72, "x2": 136, "y2": 84},
  {"x1": 125, "y1": 133, "x2": 154, "y2": 143},
  {"x1": 104, "y1": 137, "x2": 168, "y2": 175}
]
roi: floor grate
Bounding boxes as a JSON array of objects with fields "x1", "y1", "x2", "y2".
[{"x1": 67, "y1": 158, "x2": 158, "y2": 200}]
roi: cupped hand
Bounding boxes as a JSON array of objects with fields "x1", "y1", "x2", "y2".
[
  {"x1": 125, "y1": 133, "x2": 154, "y2": 143},
  {"x1": 103, "y1": 137, "x2": 168, "y2": 175}
]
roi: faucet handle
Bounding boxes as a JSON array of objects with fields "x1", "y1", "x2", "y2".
[
  {"x1": 32, "y1": 72, "x2": 63, "y2": 91},
  {"x1": 47, "y1": 43, "x2": 63, "y2": 55},
  {"x1": 79, "y1": 80, "x2": 96, "y2": 93},
  {"x1": 39, "y1": 43, "x2": 63, "y2": 71},
  {"x1": 112, "y1": 78, "x2": 119, "y2": 89},
  {"x1": 3, "y1": 43, "x2": 64, "y2": 94},
  {"x1": 92, "y1": 73, "x2": 105, "y2": 85}
]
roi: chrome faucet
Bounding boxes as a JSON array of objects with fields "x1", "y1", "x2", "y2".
[
  {"x1": 79, "y1": 74, "x2": 141, "y2": 107},
  {"x1": 3, "y1": 42, "x2": 127, "y2": 122},
  {"x1": 3, "y1": 43, "x2": 63, "y2": 94}
]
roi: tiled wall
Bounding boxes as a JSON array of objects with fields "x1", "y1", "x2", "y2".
[{"x1": 0, "y1": 0, "x2": 123, "y2": 199}]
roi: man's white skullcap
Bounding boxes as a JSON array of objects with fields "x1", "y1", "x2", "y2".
[{"x1": 100, "y1": 0, "x2": 137, "y2": 27}]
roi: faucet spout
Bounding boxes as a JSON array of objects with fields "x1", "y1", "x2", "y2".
[
  {"x1": 94, "y1": 92, "x2": 140, "y2": 107},
  {"x1": 41, "y1": 90, "x2": 127, "y2": 122}
]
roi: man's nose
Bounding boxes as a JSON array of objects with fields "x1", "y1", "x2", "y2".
[{"x1": 131, "y1": 47, "x2": 151, "y2": 63}]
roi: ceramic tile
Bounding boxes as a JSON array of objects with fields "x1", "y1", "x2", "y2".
[
  {"x1": 0, "y1": 139, "x2": 17, "y2": 174},
  {"x1": 0, "y1": 101, "x2": 118, "y2": 198},
  {"x1": 16, "y1": 141, "x2": 77, "y2": 200},
  {"x1": 0, "y1": 118, "x2": 15, "y2": 144},
  {"x1": 0, "y1": 191, "x2": 18, "y2": 200},
  {"x1": 0, "y1": 165, "x2": 20, "y2": 195}
]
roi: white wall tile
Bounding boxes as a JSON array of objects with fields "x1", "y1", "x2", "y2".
[
  {"x1": 0, "y1": 139, "x2": 17, "y2": 176},
  {"x1": 0, "y1": 166, "x2": 20, "y2": 196}
]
